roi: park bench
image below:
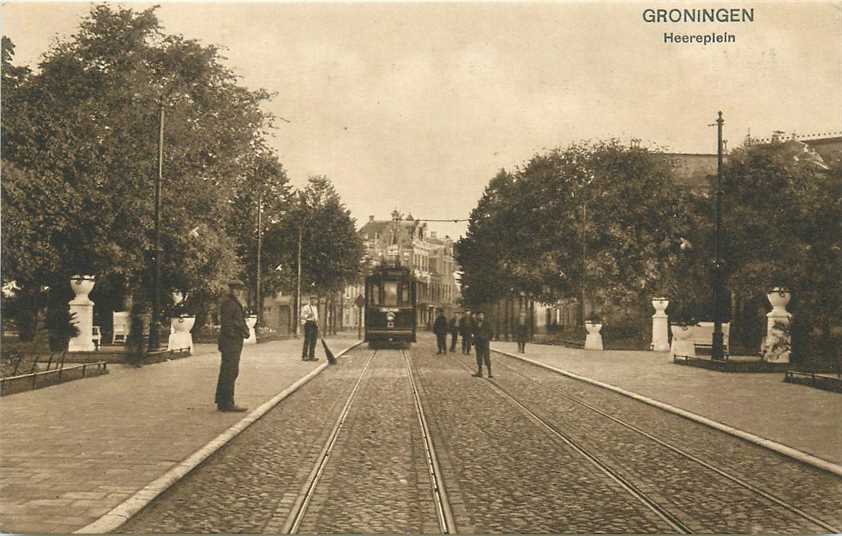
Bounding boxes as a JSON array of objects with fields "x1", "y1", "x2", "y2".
[
  {"x1": 673, "y1": 322, "x2": 730, "y2": 359},
  {"x1": 692, "y1": 322, "x2": 730, "y2": 356},
  {"x1": 112, "y1": 311, "x2": 129, "y2": 344}
]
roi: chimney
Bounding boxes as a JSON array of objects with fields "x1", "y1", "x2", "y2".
[{"x1": 369, "y1": 215, "x2": 375, "y2": 222}]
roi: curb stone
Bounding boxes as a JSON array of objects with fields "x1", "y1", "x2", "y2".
[
  {"x1": 492, "y1": 347, "x2": 842, "y2": 479},
  {"x1": 74, "y1": 340, "x2": 364, "y2": 534}
]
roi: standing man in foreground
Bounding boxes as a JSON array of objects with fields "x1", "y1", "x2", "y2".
[
  {"x1": 301, "y1": 296, "x2": 319, "y2": 361},
  {"x1": 472, "y1": 311, "x2": 494, "y2": 378},
  {"x1": 215, "y1": 279, "x2": 251, "y2": 412}
]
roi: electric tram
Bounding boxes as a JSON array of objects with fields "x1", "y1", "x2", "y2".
[{"x1": 364, "y1": 264, "x2": 417, "y2": 347}]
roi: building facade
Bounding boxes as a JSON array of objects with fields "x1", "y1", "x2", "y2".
[{"x1": 356, "y1": 213, "x2": 461, "y2": 328}]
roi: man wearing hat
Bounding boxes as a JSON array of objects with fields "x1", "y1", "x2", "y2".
[
  {"x1": 215, "y1": 279, "x2": 250, "y2": 412},
  {"x1": 301, "y1": 296, "x2": 319, "y2": 361}
]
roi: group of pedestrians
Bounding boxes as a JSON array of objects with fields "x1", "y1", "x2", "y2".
[
  {"x1": 214, "y1": 278, "x2": 532, "y2": 410},
  {"x1": 433, "y1": 309, "x2": 529, "y2": 378}
]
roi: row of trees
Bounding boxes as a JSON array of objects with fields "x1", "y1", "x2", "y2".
[
  {"x1": 456, "y1": 139, "x2": 841, "y2": 363},
  {"x1": 1, "y1": 5, "x2": 363, "y2": 340}
]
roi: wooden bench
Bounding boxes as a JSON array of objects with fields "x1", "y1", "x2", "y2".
[{"x1": 690, "y1": 322, "x2": 730, "y2": 357}]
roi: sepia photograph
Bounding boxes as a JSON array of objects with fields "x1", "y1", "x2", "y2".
[{"x1": 1, "y1": 1, "x2": 841, "y2": 534}]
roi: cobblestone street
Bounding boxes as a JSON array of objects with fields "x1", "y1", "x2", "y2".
[
  {"x1": 116, "y1": 336, "x2": 841, "y2": 534},
  {"x1": 5, "y1": 337, "x2": 840, "y2": 534}
]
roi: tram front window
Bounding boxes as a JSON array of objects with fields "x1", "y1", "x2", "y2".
[{"x1": 383, "y1": 281, "x2": 398, "y2": 306}]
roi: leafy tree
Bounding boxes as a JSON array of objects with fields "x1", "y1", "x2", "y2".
[
  {"x1": 719, "y1": 141, "x2": 842, "y2": 365},
  {"x1": 2, "y1": 5, "x2": 273, "y2": 323},
  {"x1": 263, "y1": 176, "x2": 364, "y2": 302},
  {"x1": 459, "y1": 141, "x2": 694, "y2": 344},
  {"x1": 227, "y1": 149, "x2": 293, "y2": 308}
]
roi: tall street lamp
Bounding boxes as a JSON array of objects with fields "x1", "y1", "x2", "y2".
[
  {"x1": 148, "y1": 102, "x2": 164, "y2": 352},
  {"x1": 255, "y1": 187, "x2": 263, "y2": 326},
  {"x1": 711, "y1": 111, "x2": 726, "y2": 360}
]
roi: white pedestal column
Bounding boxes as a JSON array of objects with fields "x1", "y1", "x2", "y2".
[
  {"x1": 68, "y1": 276, "x2": 96, "y2": 352},
  {"x1": 670, "y1": 325, "x2": 696, "y2": 358},
  {"x1": 765, "y1": 289, "x2": 791, "y2": 363},
  {"x1": 245, "y1": 316, "x2": 258, "y2": 345},
  {"x1": 651, "y1": 298, "x2": 670, "y2": 352},
  {"x1": 584, "y1": 322, "x2": 603, "y2": 351},
  {"x1": 167, "y1": 316, "x2": 195, "y2": 353}
]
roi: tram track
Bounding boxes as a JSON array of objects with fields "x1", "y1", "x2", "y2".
[
  {"x1": 284, "y1": 348, "x2": 450, "y2": 534},
  {"x1": 401, "y1": 348, "x2": 456, "y2": 534},
  {"x1": 448, "y1": 356, "x2": 693, "y2": 533},
  {"x1": 282, "y1": 349, "x2": 378, "y2": 534},
  {"x1": 466, "y1": 352, "x2": 839, "y2": 534},
  {"x1": 498, "y1": 354, "x2": 840, "y2": 533}
]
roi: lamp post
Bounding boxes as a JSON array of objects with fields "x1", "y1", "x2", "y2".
[
  {"x1": 148, "y1": 102, "x2": 164, "y2": 352},
  {"x1": 295, "y1": 224, "x2": 302, "y2": 338},
  {"x1": 255, "y1": 188, "x2": 263, "y2": 326},
  {"x1": 711, "y1": 111, "x2": 726, "y2": 360}
]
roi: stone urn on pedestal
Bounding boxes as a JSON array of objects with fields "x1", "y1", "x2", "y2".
[
  {"x1": 651, "y1": 297, "x2": 670, "y2": 352},
  {"x1": 764, "y1": 287, "x2": 792, "y2": 363},
  {"x1": 167, "y1": 291, "x2": 195, "y2": 353},
  {"x1": 670, "y1": 324, "x2": 696, "y2": 358},
  {"x1": 245, "y1": 315, "x2": 258, "y2": 345},
  {"x1": 68, "y1": 275, "x2": 96, "y2": 352},
  {"x1": 584, "y1": 316, "x2": 604, "y2": 351},
  {"x1": 668, "y1": 301, "x2": 697, "y2": 359},
  {"x1": 167, "y1": 316, "x2": 195, "y2": 353}
]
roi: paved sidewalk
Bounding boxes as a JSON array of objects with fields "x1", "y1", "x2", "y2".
[
  {"x1": 492, "y1": 342, "x2": 842, "y2": 466},
  {"x1": 0, "y1": 334, "x2": 360, "y2": 534}
]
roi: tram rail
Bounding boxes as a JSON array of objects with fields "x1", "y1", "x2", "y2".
[
  {"x1": 478, "y1": 354, "x2": 840, "y2": 534},
  {"x1": 401, "y1": 349, "x2": 456, "y2": 534},
  {"x1": 282, "y1": 350, "x2": 378, "y2": 534},
  {"x1": 283, "y1": 349, "x2": 453, "y2": 534},
  {"x1": 447, "y1": 357, "x2": 693, "y2": 533}
]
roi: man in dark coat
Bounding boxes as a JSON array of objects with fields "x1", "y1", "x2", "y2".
[
  {"x1": 472, "y1": 312, "x2": 494, "y2": 378},
  {"x1": 433, "y1": 308, "x2": 448, "y2": 354},
  {"x1": 448, "y1": 313, "x2": 459, "y2": 352},
  {"x1": 460, "y1": 310, "x2": 473, "y2": 355},
  {"x1": 515, "y1": 311, "x2": 529, "y2": 353},
  {"x1": 215, "y1": 279, "x2": 250, "y2": 412}
]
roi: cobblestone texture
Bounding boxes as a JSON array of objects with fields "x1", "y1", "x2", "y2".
[
  {"x1": 489, "y1": 352, "x2": 842, "y2": 532},
  {"x1": 410, "y1": 346, "x2": 675, "y2": 534},
  {"x1": 121, "y1": 351, "x2": 372, "y2": 533},
  {"x1": 297, "y1": 350, "x2": 439, "y2": 533}
]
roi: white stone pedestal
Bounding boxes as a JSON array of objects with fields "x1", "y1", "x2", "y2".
[
  {"x1": 765, "y1": 289, "x2": 791, "y2": 363},
  {"x1": 584, "y1": 322, "x2": 603, "y2": 351},
  {"x1": 68, "y1": 276, "x2": 96, "y2": 352},
  {"x1": 245, "y1": 316, "x2": 258, "y2": 345},
  {"x1": 670, "y1": 325, "x2": 695, "y2": 358},
  {"x1": 167, "y1": 316, "x2": 195, "y2": 353},
  {"x1": 651, "y1": 298, "x2": 670, "y2": 352}
]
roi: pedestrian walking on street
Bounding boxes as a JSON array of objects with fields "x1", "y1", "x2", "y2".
[
  {"x1": 301, "y1": 296, "x2": 319, "y2": 361},
  {"x1": 472, "y1": 311, "x2": 494, "y2": 378},
  {"x1": 448, "y1": 313, "x2": 459, "y2": 352},
  {"x1": 215, "y1": 279, "x2": 251, "y2": 412},
  {"x1": 515, "y1": 311, "x2": 529, "y2": 354},
  {"x1": 433, "y1": 308, "x2": 448, "y2": 354},
  {"x1": 460, "y1": 310, "x2": 473, "y2": 354}
]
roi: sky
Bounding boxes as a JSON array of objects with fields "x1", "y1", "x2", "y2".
[{"x1": 3, "y1": 1, "x2": 841, "y2": 239}]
